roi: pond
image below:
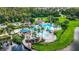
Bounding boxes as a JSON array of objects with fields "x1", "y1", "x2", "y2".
[
  {"x1": 2, "y1": 42, "x2": 32, "y2": 51},
  {"x1": 11, "y1": 44, "x2": 31, "y2": 51}
]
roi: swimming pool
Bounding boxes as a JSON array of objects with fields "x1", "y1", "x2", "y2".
[{"x1": 39, "y1": 23, "x2": 54, "y2": 31}]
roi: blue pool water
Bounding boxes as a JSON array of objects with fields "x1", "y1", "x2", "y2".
[
  {"x1": 31, "y1": 23, "x2": 54, "y2": 31},
  {"x1": 20, "y1": 23, "x2": 54, "y2": 34},
  {"x1": 39, "y1": 23, "x2": 54, "y2": 31},
  {"x1": 20, "y1": 28, "x2": 31, "y2": 33},
  {"x1": 20, "y1": 23, "x2": 54, "y2": 40}
]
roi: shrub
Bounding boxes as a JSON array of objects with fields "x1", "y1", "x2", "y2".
[
  {"x1": 0, "y1": 28, "x2": 3, "y2": 34},
  {"x1": 0, "y1": 35, "x2": 10, "y2": 40}
]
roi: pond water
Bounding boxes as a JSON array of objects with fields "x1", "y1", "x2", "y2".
[
  {"x1": 11, "y1": 44, "x2": 31, "y2": 51},
  {"x1": 2, "y1": 42, "x2": 31, "y2": 51}
]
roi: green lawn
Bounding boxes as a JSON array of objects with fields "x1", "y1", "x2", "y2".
[
  {"x1": 34, "y1": 16, "x2": 68, "y2": 23},
  {"x1": 58, "y1": 16, "x2": 68, "y2": 23},
  {"x1": 42, "y1": 17, "x2": 48, "y2": 22},
  {"x1": 32, "y1": 17, "x2": 79, "y2": 51}
]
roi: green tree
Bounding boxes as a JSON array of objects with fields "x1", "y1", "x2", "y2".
[{"x1": 12, "y1": 34, "x2": 24, "y2": 45}]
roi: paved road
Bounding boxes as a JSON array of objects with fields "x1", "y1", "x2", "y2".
[{"x1": 61, "y1": 27, "x2": 79, "y2": 51}]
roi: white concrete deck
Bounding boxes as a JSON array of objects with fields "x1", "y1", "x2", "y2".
[{"x1": 41, "y1": 31, "x2": 56, "y2": 43}]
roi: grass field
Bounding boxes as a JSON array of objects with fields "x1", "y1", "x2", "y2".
[{"x1": 58, "y1": 16, "x2": 68, "y2": 23}]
